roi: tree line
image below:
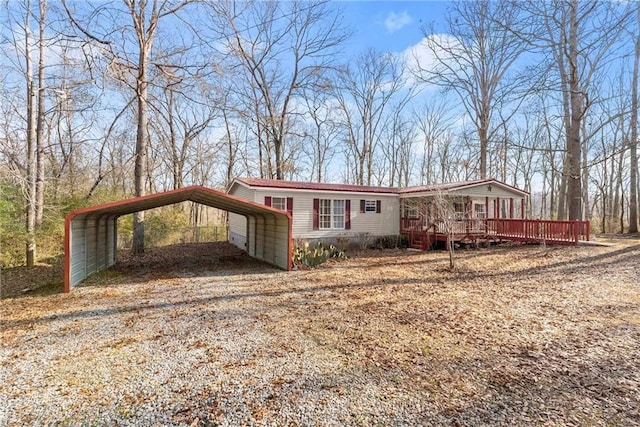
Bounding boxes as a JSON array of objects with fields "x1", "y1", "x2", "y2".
[{"x1": 1, "y1": 0, "x2": 638, "y2": 267}]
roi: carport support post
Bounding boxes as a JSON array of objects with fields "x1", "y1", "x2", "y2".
[{"x1": 245, "y1": 216, "x2": 251, "y2": 254}]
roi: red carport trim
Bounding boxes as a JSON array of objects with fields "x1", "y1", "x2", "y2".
[{"x1": 288, "y1": 211, "x2": 293, "y2": 271}]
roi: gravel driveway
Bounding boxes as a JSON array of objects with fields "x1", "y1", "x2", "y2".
[{"x1": 1, "y1": 242, "x2": 639, "y2": 426}]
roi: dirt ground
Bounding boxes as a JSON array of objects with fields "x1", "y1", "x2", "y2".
[{"x1": 1, "y1": 240, "x2": 639, "y2": 425}]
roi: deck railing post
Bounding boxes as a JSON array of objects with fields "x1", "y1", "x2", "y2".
[{"x1": 586, "y1": 221, "x2": 590, "y2": 241}]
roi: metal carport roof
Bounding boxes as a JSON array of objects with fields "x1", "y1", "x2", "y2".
[{"x1": 64, "y1": 185, "x2": 292, "y2": 292}]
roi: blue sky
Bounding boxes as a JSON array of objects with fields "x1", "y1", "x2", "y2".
[{"x1": 340, "y1": 1, "x2": 450, "y2": 55}]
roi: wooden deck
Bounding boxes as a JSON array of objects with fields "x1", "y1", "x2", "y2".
[{"x1": 402, "y1": 218, "x2": 590, "y2": 250}]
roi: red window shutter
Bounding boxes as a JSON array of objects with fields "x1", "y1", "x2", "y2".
[
  {"x1": 376, "y1": 200, "x2": 381, "y2": 213},
  {"x1": 313, "y1": 199, "x2": 319, "y2": 230},
  {"x1": 286, "y1": 197, "x2": 293, "y2": 216},
  {"x1": 264, "y1": 196, "x2": 272, "y2": 207},
  {"x1": 360, "y1": 200, "x2": 366, "y2": 213},
  {"x1": 345, "y1": 200, "x2": 351, "y2": 229}
]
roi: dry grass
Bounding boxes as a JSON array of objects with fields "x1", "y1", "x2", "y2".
[{"x1": 1, "y1": 240, "x2": 639, "y2": 425}]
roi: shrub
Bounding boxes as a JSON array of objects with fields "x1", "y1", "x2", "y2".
[
  {"x1": 355, "y1": 232, "x2": 371, "y2": 251},
  {"x1": 0, "y1": 184, "x2": 26, "y2": 267},
  {"x1": 293, "y1": 241, "x2": 346, "y2": 268},
  {"x1": 373, "y1": 235, "x2": 400, "y2": 249}
]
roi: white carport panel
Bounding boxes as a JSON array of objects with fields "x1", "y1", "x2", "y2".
[{"x1": 70, "y1": 218, "x2": 87, "y2": 286}]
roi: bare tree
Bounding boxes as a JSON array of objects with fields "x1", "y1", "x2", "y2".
[
  {"x1": 151, "y1": 76, "x2": 215, "y2": 190},
  {"x1": 301, "y1": 86, "x2": 341, "y2": 183},
  {"x1": 379, "y1": 110, "x2": 416, "y2": 187},
  {"x1": 433, "y1": 192, "x2": 457, "y2": 270},
  {"x1": 63, "y1": 0, "x2": 193, "y2": 254},
  {"x1": 629, "y1": 4, "x2": 639, "y2": 233},
  {"x1": 34, "y1": 0, "x2": 46, "y2": 228},
  {"x1": 334, "y1": 48, "x2": 409, "y2": 185},
  {"x1": 521, "y1": 0, "x2": 633, "y2": 220},
  {"x1": 5, "y1": 0, "x2": 42, "y2": 266},
  {"x1": 413, "y1": 98, "x2": 454, "y2": 185},
  {"x1": 205, "y1": 0, "x2": 347, "y2": 180},
  {"x1": 24, "y1": 0, "x2": 38, "y2": 267},
  {"x1": 416, "y1": 0, "x2": 528, "y2": 179}
]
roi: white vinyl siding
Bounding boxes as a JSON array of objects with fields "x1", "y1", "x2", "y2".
[
  {"x1": 448, "y1": 183, "x2": 524, "y2": 199},
  {"x1": 229, "y1": 185, "x2": 400, "y2": 239}
]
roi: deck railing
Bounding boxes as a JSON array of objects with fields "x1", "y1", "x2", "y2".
[
  {"x1": 401, "y1": 217, "x2": 423, "y2": 231},
  {"x1": 401, "y1": 217, "x2": 590, "y2": 245},
  {"x1": 485, "y1": 218, "x2": 590, "y2": 243}
]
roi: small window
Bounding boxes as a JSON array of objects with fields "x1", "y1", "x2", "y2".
[
  {"x1": 364, "y1": 200, "x2": 377, "y2": 213},
  {"x1": 272, "y1": 197, "x2": 286, "y2": 211},
  {"x1": 361, "y1": 199, "x2": 381, "y2": 214}
]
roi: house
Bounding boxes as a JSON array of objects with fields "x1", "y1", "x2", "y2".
[
  {"x1": 227, "y1": 177, "x2": 531, "y2": 250},
  {"x1": 227, "y1": 178, "x2": 401, "y2": 249}
]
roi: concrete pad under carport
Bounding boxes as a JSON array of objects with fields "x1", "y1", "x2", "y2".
[{"x1": 64, "y1": 186, "x2": 292, "y2": 292}]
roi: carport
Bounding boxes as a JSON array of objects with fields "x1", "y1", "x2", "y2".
[{"x1": 64, "y1": 185, "x2": 292, "y2": 292}]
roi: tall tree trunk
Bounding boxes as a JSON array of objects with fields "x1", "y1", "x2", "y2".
[
  {"x1": 479, "y1": 122, "x2": 488, "y2": 179},
  {"x1": 566, "y1": 0, "x2": 583, "y2": 221},
  {"x1": 35, "y1": 0, "x2": 46, "y2": 228},
  {"x1": 629, "y1": 4, "x2": 639, "y2": 233},
  {"x1": 25, "y1": 0, "x2": 36, "y2": 267},
  {"x1": 222, "y1": 108, "x2": 236, "y2": 189},
  {"x1": 613, "y1": 147, "x2": 624, "y2": 230},
  {"x1": 132, "y1": 5, "x2": 150, "y2": 255}
]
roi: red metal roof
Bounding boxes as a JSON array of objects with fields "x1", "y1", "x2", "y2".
[
  {"x1": 234, "y1": 178, "x2": 399, "y2": 194},
  {"x1": 234, "y1": 177, "x2": 528, "y2": 196}
]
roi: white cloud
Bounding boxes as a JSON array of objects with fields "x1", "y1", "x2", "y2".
[
  {"x1": 398, "y1": 34, "x2": 463, "y2": 87},
  {"x1": 384, "y1": 11, "x2": 412, "y2": 34}
]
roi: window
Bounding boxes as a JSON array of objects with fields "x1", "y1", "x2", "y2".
[
  {"x1": 264, "y1": 196, "x2": 293, "y2": 215},
  {"x1": 364, "y1": 200, "x2": 376, "y2": 213},
  {"x1": 403, "y1": 202, "x2": 419, "y2": 219},
  {"x1": 319, "y1": 199, "x2": 332, "y2": 229},
  {"x1": 501, "y1": 199, "x2": 509, "y2": 218},
  {"x1": 320, "y1": 199, "x2": 345, "y2": 229},
  {"x1": 453, "y1": 202, "x2": 465, "y2": 220},
  {"x1": 271, "y1": 197, "x2": 286, "y2": 211},
  {"x1": 473, "y1": 203, "x2": 486, "y2": 219},
  {"x1": 361, "y1": 199, "x2": 382, "y2": 214},
  {"x1": 315, "y1": 199, "x2": 349, "y2": 230}
]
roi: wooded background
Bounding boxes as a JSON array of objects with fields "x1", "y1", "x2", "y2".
[{"x1": 1, "y1": 0, "x2": 638, "y2": 267}]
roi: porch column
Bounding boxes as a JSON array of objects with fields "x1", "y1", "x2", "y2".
[
  {"x1": 509, "y1": 198, "x2": 514, "y2": 219},
  {"x1": 485, "y1": 196, "x2": 489, "y2": 219},
  {"x1": 496, "y1": 197, "x2": 500, "y2": 219},
  {"x1": 466, "y1": 197, "x2": 472, "y2": 233},
  {"x1": 521, "y1": 199, "x2": 525, "y2": 219}
]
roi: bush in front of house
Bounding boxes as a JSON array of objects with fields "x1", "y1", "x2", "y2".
[{"x1": 293, "y1": 241, "x2": 346, "y2": 268}]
